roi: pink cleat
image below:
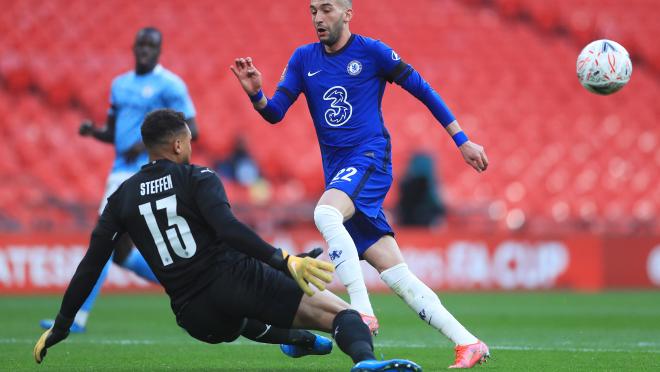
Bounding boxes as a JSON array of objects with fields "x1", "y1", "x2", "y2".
[
  {"x1": 448, "y1": 340, "x2": 490, "y2": 369},
  {"x1": 359, "y1": 313, "x2": 380, "y2": 336}
]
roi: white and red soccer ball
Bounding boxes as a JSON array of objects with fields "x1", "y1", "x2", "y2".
[{"x1": 576, "y1": 39, "x2": 632, "y2": 95}]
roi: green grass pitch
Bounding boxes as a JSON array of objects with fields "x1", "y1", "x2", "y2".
[{"x1": 2, "y1": 292, "x2": 659, "y2": 371}]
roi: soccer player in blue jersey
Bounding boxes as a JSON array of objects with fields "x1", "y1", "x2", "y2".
[
  {"x1": 232, "y1": 0, "x2": 490, "y2": 368},
  {"x1": 40, "y1": 27, "x2": 199, "y2": 333}
]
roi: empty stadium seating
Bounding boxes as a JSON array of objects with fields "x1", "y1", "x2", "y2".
[
  {"x1": 0, "y1": 0, "x2": 657, "y2": 233},
  {"x1": 491, "y1": 0, "x2": 660, "y2": 72}
]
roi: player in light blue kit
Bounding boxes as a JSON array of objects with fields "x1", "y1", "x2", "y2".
[
  {"x1": 232, "y1": 1, "x2": 490, "y2": 369},
  {"x1": 40, "y1": 27, "x2": 198, "y2": 333}
]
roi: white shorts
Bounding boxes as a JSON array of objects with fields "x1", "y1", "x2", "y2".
[{"x1": 98, "y1": 171, "x2": 135, "y2": 215}]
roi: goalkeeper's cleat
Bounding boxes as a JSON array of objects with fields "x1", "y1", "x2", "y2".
[
  {"x1": 40, "y1": 319, "x2": 86, "y2": 333},
  {"x1": 359, "y1": 313, "x2": 380, "y2": 336},
  {"x1": 448, "y1": 340, "x2": 490, "y2": 369},
  {"x1": 280, "y1": 334, "x2": 332, "y2": 358},
  {"x1": 351, "y1": 358, "x2": 422, "y2": 372}
]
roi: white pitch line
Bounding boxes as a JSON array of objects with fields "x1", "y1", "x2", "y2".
[
  {"x1": 3, "y1": 338, "x2": 659, "y2": 354},
  {"x1": 0, "y1": 338, "x2": 159, "y2": 345},
  {"x1": 490, "y1": 345, "x2": 660, "y2": 354},
  {"x1": 373, "y1": 340, "x2": 660, "y2": 354}
]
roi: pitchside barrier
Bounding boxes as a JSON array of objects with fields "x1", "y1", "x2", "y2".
[{"x1": 1, "y1": 230, "x2": 659, "y2": 294}]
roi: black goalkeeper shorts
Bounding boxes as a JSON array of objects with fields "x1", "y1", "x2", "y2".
[{"x1": 175, "y1": 256, "x2": 304, "y2": 344}]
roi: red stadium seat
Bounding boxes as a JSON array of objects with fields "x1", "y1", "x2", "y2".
[{"x1": 0, "y1": 0, "x2": 657, "y2": 233}]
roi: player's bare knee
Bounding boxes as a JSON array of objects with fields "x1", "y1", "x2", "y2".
[
  {"x1": 368, "y1": 254, "x2": 401, "y2": 273},
  {"x1": 364, "y1": 236, "x2": 405, "y2": 273},
  {"x1": 316, "y1": 189, "x2": 355, "y2": 218}
]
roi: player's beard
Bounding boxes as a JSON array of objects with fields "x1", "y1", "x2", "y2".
[{"x1": 321, "y1": 19, "x2": 344, "y2": 47}]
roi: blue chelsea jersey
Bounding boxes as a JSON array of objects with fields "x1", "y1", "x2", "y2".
[
  {"x1": 109, "y1": 65, "x2": 196, "y2": 173},
  {"x1": 277, "y1": 34, "x2": 404, "y2": 151}
]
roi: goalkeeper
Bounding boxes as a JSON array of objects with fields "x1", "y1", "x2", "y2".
[{"x1": 34, "y1": 109, "x2": 420, "y2": 372}]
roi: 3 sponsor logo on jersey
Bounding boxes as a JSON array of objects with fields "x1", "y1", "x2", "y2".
[
  {"x1": 322, "y1": 86, "x2": 353, "y2": 127},
  {"x1": 347, "y1": 60, "x2": 362, "y2": 76}
]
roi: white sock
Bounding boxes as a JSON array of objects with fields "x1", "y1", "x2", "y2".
[
  {"x1": 381, "y1": 263, "x2": 478, "y2": 345},
  {"x1": 74, "y1": 310, "x2": 89, "y2": 326},
  {"x1": 314, "y1": 205, "x2": 374, "y2": 316}
]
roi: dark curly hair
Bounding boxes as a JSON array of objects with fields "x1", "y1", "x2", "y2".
[{"x1": 141, "y1": 109, "x2": 188, "y2": 148}]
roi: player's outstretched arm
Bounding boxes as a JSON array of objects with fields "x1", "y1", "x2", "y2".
[
  {"x1": 391, "y1": 62, "x2": 488, "y2": 173},
  {"x1": 230, "y1": 57, "x2": 267, "y2": 109},
  {"x1": 194, "y1": 169, "x2": 333, "y2": 295},
  {"x1": 34, "y1": 224, "x2": 116, "y2": 364},
  {"x1": 230, "y1": 54, "x2": 301, "y2": 124},
  {"x1": 206, "y1": 203, "x2": 333, "y2": 296}
]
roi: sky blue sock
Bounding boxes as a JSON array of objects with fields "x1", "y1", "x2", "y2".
[
  {"x1": 80, "y1": 259, "x2": 111, "y2": 314},
  {"x1": 121, "y1": 248, "x2": 158, "y2": 283}
]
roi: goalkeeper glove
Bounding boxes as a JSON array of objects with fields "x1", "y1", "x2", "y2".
[
  {"x1": 34, "y1": 313, "x2": 72, "y2": 364},
  {"x1": 269, "y1": 248, "x2": 334, "y2": 296}
]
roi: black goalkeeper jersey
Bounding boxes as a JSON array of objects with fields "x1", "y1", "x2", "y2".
[{"x1": 57, "y1": 159, "x2": 282, "y2": 317}]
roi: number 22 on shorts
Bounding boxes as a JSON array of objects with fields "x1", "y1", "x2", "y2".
[{"x1": 331, "y1": 167, "x2": 357, "y2": 184}]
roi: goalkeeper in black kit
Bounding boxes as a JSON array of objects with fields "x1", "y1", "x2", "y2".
[{"x1": 34, "y1": 109, "x2": 421, "y2": 372}]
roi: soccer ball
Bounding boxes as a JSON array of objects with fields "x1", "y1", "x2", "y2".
[{"x1": 576, "y1": 39, "x2": 632, "y2": 95}]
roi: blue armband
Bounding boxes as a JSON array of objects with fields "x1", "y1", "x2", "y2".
[
  {"x1": 249, "y1": 89, "x2": 264, "y2": 102},
  {"x1": 452, "y1": 132, "x2": 469, "y2": 147}
]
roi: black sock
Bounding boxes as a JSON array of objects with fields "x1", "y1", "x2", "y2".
[
  {"x1": 241, "y1": 319, "x2": 316, "y2": 347},
  {"x1": 332, "y1": 309, "x2": 375, "y2": 363}
]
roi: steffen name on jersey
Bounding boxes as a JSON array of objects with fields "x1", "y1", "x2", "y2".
[{"x1": 140, "y1": 174, "x2": 174, "y2": 196}]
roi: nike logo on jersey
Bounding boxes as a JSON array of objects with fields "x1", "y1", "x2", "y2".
[
  {"x1": 307, "y1": 70, "x2": 322, "y2": 77},
  {"x1": 201, "y1": 169, "x2": 213, "y2": 174}
]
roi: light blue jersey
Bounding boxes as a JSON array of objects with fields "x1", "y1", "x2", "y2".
[{"x1": 109, "y1": 64, "x2": 196, "y2": 172}]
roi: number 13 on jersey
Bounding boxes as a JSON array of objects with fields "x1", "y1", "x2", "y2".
[{"x1": 139, "y1": 195, "x2": 197, "y2": 266}]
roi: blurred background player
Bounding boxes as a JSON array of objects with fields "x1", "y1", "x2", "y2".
[
  {"x1": 231, "y1": 0, "x2": 489, "y2": 367},
  {"x1": 215, "y1": 137, "x2": 262, "y2": 187},
  {"x1": 34, "y1": 109, "x2": 422, "y2": 372},
  {"x1": 397, "y1": 153, "x2": 446, "y2": 227},
  {"x1": 40, "y1": 26, "x2": 199, "y2": 333}
]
